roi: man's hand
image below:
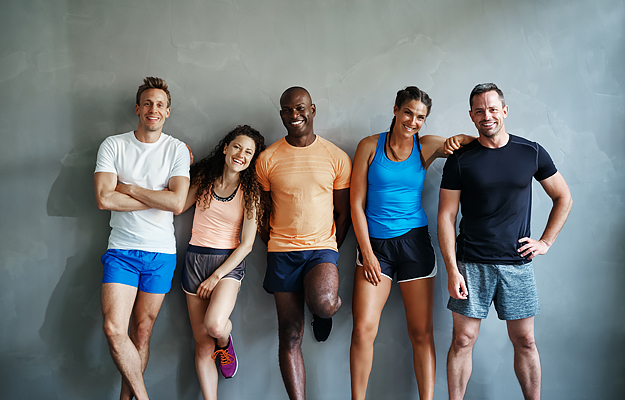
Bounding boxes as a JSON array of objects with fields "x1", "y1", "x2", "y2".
[
  {"x1": 448, "y1": 270, "x2": 468, "y2": 300},
  {"x1": 518, "y1": 237, "x2": 550, "y2": 260}
]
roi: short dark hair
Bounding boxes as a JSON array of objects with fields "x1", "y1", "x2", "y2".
[
  {"x1": 469, "y1": 83, "x2": 505, "y2": 110},
  {"x1": 280, "y1": 86, "x2": 312, "y2": 105},
  {"x1": 136, "y1": 77, "x2": 171, "y2": 108}
]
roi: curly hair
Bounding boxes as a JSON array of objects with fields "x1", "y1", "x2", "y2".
[{"x1": 191, "y1": 125, "x2": 266, "y2": 227}]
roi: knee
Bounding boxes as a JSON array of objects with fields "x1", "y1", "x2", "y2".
[
  {"x1": 309, "y1": 292, "x2": 341, "y2": 318},
  {"x1": 131, "y1": 318, "x2": 156, "y2": 349},
  {"x1": 204, "y1": 318, "x2": 228, "y2": 340},
  {"x1": 407, "y1": 325, "x2": 433, "y2": 347},
  {"x1": 451, "y1": 329, "x2": 478, "y2": 352},
  {"x1": 351, "y1": 319, "x2": 379, "y2": 345},
  {"x1": 195, "y1": 337, "x2": 216, "y2": 359},
  {"x1": 510, "y1": 332, "x2": 536, "y2": 353},
  {"x1": 102, "y1": 319, "x2": 127, "y2": 345},
  {"x1": 278, "y1": 322, "x2": 304, "y2": 350}
]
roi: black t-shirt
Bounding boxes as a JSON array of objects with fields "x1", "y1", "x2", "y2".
[{"x1": 440, "y1": 134, "x2": 557, "y2": 264}]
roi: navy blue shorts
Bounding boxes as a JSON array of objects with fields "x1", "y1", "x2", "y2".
[
  {"x1": 263, "y1": 249, "x2": 339, "y2": 293},
  {"x1": 101, "y1": 249, "x2": 177, "y2": 294},
  {"x1": 357, "y1": 226, "x2": 436, "y2": 282}
]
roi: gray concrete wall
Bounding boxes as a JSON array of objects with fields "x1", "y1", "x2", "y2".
[{"x1": 1, "y1": 0, "x2": 623, "y2": 399}]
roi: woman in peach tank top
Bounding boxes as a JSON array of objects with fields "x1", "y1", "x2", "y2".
[{"x1": 177, "y1": 125, "x2": 265, "y2": 399}]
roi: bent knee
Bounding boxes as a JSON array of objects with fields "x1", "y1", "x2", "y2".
[
  {"x1": 103, "y1": 320, "x2": 127, "y2": 343},
  {"x1": 131, "y1": 319, "x2": 156, "y2": 348},
  {"x1": 195, "y1": 338, "x2": 216, "y2": 358},
  {"x1": 309, "y1": 293, "x2": 341, "y2": 318},
  {"x1": 204, "y1": 319, "x2": 228, "y2": 340}
]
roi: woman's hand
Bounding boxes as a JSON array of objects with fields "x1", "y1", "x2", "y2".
[
  {"x1": 361, "y1": 251, "x2": 383, "y2": 286},
  {"x1": 196, "y1": 274, "x2": 221, "y2": 299},
  {"x1": 444, "y1": 135, "x2": 464, "y2": 154}
]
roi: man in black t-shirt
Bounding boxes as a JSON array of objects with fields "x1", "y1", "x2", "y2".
[{"x1": 438, "y1": 83, "x2": 572, "y2": 400}]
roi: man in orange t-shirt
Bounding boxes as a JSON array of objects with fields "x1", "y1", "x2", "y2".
[{"x1": 256, "y1": 87, "x2": 351, "y2": 400}]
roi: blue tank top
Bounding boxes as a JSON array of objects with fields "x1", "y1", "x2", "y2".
[{"x1": 365, "y1": 132, "x2": 428, "y2": 239}]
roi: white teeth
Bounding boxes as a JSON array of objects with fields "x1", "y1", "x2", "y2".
[{"x1": 291, "y1": 120, "x2": 303, "y2": 126}]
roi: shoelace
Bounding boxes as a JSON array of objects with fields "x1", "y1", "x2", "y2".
[{"x1": 212, "y1": 349, "x2": 235, "y2": 365}]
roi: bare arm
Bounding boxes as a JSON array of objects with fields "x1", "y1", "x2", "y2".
[
  {"x1": 437, "y1": 188, "x2": 467, "y2": 299},
  {"x1": 350, "y1": 136, "x2": 382, "y2": 285},
  {"x1": 518, "y1": 172, "x2": 572, "y2": 259},
  {"x1": 116, "y1": 175, "x2": 190, "y2": 215},
  {"x1": 175, "y1": 185, "x2": 199, "y2": 215},
  {"x1": 333, "y1": 187, "x2": 351, "y2": 249},
  {"x1": 259, "y1": 191, "x2": 271, "y2": 245},
  {"x1": 420, "y1": 134, "x2": 477, "y2": 169},
  {"x1": 195, "y1": 203, "x2": 258, "y2": 299},
  {"x1": 94, "y1": 172, "x2": 150, "y2": 211}
]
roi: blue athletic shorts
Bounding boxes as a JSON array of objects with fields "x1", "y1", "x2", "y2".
[
  {"x1": 447, "y1": 261, "x2": 540, "y2": 320},
  {"x1": 182, "y1": 245, "x2": 245, "y2": 295},
  {"x1": 263, "y1": 249, "x2": 339, "y2": 293},
  {"x1": 357, "y1": 226, "x2": 436, "y2": 282},
  {"x1": 101, "y1": 249, "x2": 177, "y2": 294}
]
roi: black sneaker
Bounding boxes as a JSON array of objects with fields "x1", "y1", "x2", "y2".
[{"x1": 311, "y1": 314, "x2": 332, "y2": 342}]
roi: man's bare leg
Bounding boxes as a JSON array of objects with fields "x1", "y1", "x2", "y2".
[
  {"x1": 447, "y1": 312, "x2": 481, "y2": 400},
  {"x1": 303, "y1": 262, "x2": 341, "y2": 318},
  {"x1": 507, "y1": 317, "x2": 541, "y2": 400},
  {"x1": 274, "y1": 291, "x2": 306, "y2": 400},
  {"x1": 102, "y1": 283, "x2": 165, "y2": 400}
]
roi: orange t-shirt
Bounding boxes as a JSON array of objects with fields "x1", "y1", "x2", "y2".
[
  {"x1": 189, "y1": 187, "x2": 244, "y2": 249},
  {"x1": 256, "y1": 136, "x2": 351, "y2": 252}
]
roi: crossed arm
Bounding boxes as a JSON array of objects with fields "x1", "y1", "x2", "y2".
[{"x1": 94, "y1": 171, "x2": 190, "y2": 214}]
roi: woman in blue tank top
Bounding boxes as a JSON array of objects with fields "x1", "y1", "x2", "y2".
[{"x1": 349, "y1": 87, "x2": 476, "y2": 400}]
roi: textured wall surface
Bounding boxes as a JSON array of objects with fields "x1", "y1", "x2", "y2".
[{"x1": 1, "y1": 0, "x2": 624, "y2": 399}]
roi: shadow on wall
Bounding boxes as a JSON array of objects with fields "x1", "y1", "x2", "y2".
[{"x1": 39, "y1": 145, "x2": 120, "y2": 399}]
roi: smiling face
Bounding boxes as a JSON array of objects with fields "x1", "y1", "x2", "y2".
[
  {"x1": 223, "y1": 134, "x2": 257, "y2": 173},
  {"x1": 279, "y1": 88, "x2": 316, "y2": 140},
  {"x1": 469, "y1": 90, "x2": 508, "y2": 138},
  {"x1": 135, "y1": 88, "x2": 170, "y2": 133},
  {"x1": 392, "y1": 99, "x2": 428, "y2": 137}
]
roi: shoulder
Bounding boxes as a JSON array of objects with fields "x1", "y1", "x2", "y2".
[
  {"x1": 317, "y1": 136, "x2": 350, "y2": 159},
  {"x1": 450, "y1": 138, "x2": 481, "y2": 159},
  {"x1": 98, "y1": 131, "x2": 132, "y2": 150},
  {"x1": 508, "y1": 134, "x2": 539, "y2": 149},
  {"x1": 161, "y1": 133, "x2": 187, "y2": 148},
  {"x1": 257, "y1": 137, "x2": 285, "y2": 163},
  {"x1": 357, "y1": 134, "x2": 380, "y2": 151},
  {"x1": 508, "y1": 134, "x2": 551, "y2": 155}
]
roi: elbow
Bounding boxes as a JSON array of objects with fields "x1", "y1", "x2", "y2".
[
  {"x1": 96, "y1": 197, "x2": 109, "y2": 211},
  {"x1": 240, "y1": 242, "x2": 254, "y2": 256},
  {"x1": 172, "y1": 198, "x2": 187, "y2": 215}
]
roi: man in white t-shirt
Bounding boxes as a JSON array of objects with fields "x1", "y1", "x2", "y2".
[{"x1": 94, "y1": 77, "x2": 190, "y2": 400}]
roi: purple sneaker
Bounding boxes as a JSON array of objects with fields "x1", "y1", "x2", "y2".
[{"x1": 212, "y1": 335, "x2": 238, "y2": 378}]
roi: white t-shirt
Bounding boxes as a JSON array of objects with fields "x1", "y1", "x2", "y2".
[{"x1": 95, "y1": 131, "x2": 190, "y2": 254}]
